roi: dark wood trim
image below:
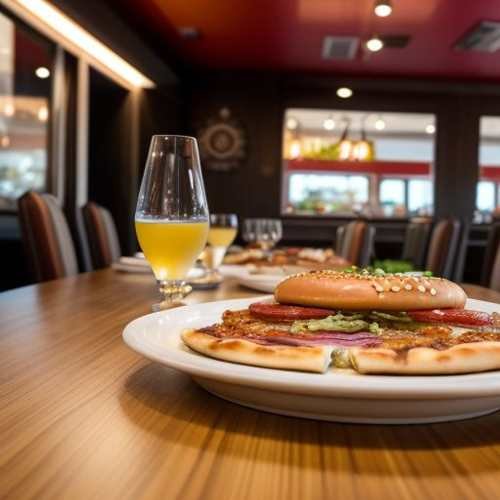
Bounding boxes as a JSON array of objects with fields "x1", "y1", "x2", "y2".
[{"x1": 125, "y1": 89, "x2": 141, "y2": 253}]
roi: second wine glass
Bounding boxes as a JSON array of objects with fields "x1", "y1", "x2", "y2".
[{"x1": 206, "y1": 213, "x2": 238, "y2": 272}]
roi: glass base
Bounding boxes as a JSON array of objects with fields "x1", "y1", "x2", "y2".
[
  {"x1": 153, "y1": 280, "x2": 192, "y2": 311},
  {"x1": 151, "y1": 299, "x2": 186, "y2": 312}
]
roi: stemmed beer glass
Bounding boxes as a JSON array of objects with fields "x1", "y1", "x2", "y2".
[
  {"x1": 206, "y1": 214, "x2": 238, "y2": 273},
  {"x1": 135, "y1": 135, "x2": 209, "y2": 310}
]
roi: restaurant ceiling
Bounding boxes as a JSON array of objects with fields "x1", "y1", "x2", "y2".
[{"x1": 106, "y1": 0, "x2": 500, "y2": 81}]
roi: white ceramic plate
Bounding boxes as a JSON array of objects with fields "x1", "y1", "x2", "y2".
[
  {"x1": 123, "y1": 296, "x2": 500, "y2": 424},
  {"x1": 219, "y1": 265, "x2": 284, "y2": 292},
  {"x1": 112, "y1": 257, "x2": 204, "y2": 279},
  {"x1": 236, "y1": 273, "x2": 283, "y2": 293}
]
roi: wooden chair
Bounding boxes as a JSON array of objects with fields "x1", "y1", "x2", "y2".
[
  {"x1": 481, "y1": 222, "x2": 500, "y2": 288},
  {"x1": 451, "y1": 219, "x2": 470, "y2": 283},
  {"x1": 18, "y1": 191, "x2": 79, "y2": 282},
  {"x1": 359, "y1": 225, "x2": 376, "y2": 267},
  {"x1": 82, "y1": 202, "x2": 121, "y2": 269},
  {"x1": 335, "y1": 225, "x2": 345, "y2": 255},
  {"x1": 336, "y1": 221, "x2": 375, "y2": 267},
  {"x1": 489, "y1": 245, "x2": 500, "y2": 292},
  {"x1": 401, "y1": 218, "x2": 432, "y2": 269},
  {"x1": 424, "y1": 218, "x2": 461, "y2": 278}
]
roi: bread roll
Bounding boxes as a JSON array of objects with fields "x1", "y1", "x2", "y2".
[{"x1": 274, "y1": 270, "x2": 467, "y2": 310}]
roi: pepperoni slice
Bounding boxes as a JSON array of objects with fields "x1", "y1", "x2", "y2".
[
  {"x1": 248, "y1": 302, "x2": 334, "y2": 321},
  {"x1": 408, "y1": 309, "x2": 492, "y2": 327}
]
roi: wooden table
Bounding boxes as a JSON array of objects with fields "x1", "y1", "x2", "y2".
[{"x1": 1, "y1": 270, "x2": 500, "y2": 500}]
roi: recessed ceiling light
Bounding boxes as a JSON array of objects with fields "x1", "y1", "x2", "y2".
[
  {"x1": 374, "y1": 118, "x2": 386, "y2": 130},
  {"x1": 286, "y1": 117, "x2": 299, "y2": 130},
  {"x1": 366, "y1": 37, "x2": 384, "y2": 52},
  {"x1": 425, "y1": 124, "x2": 436, "y2": 134},
  {"x1": 38, "y1": 106, "x2": 49, "y2": 122},
  {"x1": 336, "y1": 87, "x2": 353, "y2": 98},
  {"x1": 374, "y1": 0, "x2": 392, "y2": 17},
  {"x1": 35, "y1": 66, "x2": 50, "y2": 78},
  {"x1": 323, "y1": 117, "x2": 335, "y2": 130}
]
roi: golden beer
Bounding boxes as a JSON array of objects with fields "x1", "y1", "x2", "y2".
[
  {"x1": 207, "y1": 227, "x2": 237, "y2": 248},
  {"x1": 135, "y1": 219, "x2": 209, "y2": 280}
]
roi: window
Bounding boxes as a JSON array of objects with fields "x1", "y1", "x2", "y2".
[
  {"x1": 476, "y1": 181, "x2": 496, "y2": 212},
  {"x1": 378, "y1": 178, "x2": 433, "y2": 216},
  {"x1": 288, "y1": 173, "x2": 368, "y2": 215},
  {"x1": 408, "y1": 179, "x2": 433, "y2": 213},
  {"x1": 0, "y1": 11, "x2": 54, "y2": 211},
  {"x1": 282, "y1": 109, "x2": 435, "y2": 217},
  {"x1": 379, "y1": 178, "x2": 405, "y2": 217},
  {"x1": 380, "y1": 178, "x2": 404, "y2": 203},
  {"x1": 478, "y1": 117, "x2": 500, "y2": 219}
]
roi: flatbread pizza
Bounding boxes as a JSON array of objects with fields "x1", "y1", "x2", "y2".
[
  {"x1": 223, "y1": 247, "x2": 349, "y2": 269},
  {"x1": 182, "y1": 270, "x2": 500, "y2": 374}
]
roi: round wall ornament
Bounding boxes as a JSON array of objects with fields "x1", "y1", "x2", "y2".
[{"x1": 197, "y1": 107, "x2": 247, "y2": 171}]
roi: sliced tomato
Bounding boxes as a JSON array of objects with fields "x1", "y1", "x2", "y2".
[
  {"x1": 248, "y1": 302, "x2": 334, "y2": 321},
  {"x1": 408, "y1": 309, "x2": 492, "y2": 327}
]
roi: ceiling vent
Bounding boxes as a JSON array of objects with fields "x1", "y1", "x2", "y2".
[
  {"x1": 379, "y1": 35, "x2": 410, "y2": 48},
  {"x1": 455, "y1": 21, "x2": 500, "y2": 52},
  {"x1": 322, "y1": 36, "x2": 359, "y2": 60}
]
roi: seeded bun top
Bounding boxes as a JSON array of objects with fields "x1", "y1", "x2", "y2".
[{"x1": 274, "y1": 270, "x2": 467, "y2": 311}]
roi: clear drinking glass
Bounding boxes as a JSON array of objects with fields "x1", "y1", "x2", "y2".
[
  {"x1": 135, "y1": 135, "x2": 209, "y2": 310},
  {"x1": 242, "y1": 219, "x2": 258, "y2": 245},
  {"x1": 255, "y1": 219, "x2": 271, "y2": 250},
  {"x1": 268, "y1": 219, "x2": 283, "y2": 247},
  {"x1": 256, "y1": 218, "x2": 283, "y2": 250},
  {"x1": 206, "y1": 213, "x2": 238, "y2": 272}
]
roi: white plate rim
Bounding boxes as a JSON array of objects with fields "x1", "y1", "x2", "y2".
[
  {"x1": 218, "y1": 265, "x2": 283, "y2": 293},
  {"x1": 123, "y1": 295, "x2": 500, "y2": 400}
]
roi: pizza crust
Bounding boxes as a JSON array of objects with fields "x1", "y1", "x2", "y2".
[
  {"x1": 351, "y1": 341, "x2": 500, "y2": 374},
  {"x1": 181, "y1": 329, "x2": 333, "y2": 373},
  {"x1": 182, "y1": 328, "x2": 500, "y2": 376}
]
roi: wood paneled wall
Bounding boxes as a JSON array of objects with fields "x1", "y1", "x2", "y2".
[{"x1": 187, "y1": 73, "x2": 282, "y2": 219}]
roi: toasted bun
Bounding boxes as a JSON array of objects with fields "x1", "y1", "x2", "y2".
[{"x1": 274, "y1": 270, "x2": 467, "y2": 310}]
